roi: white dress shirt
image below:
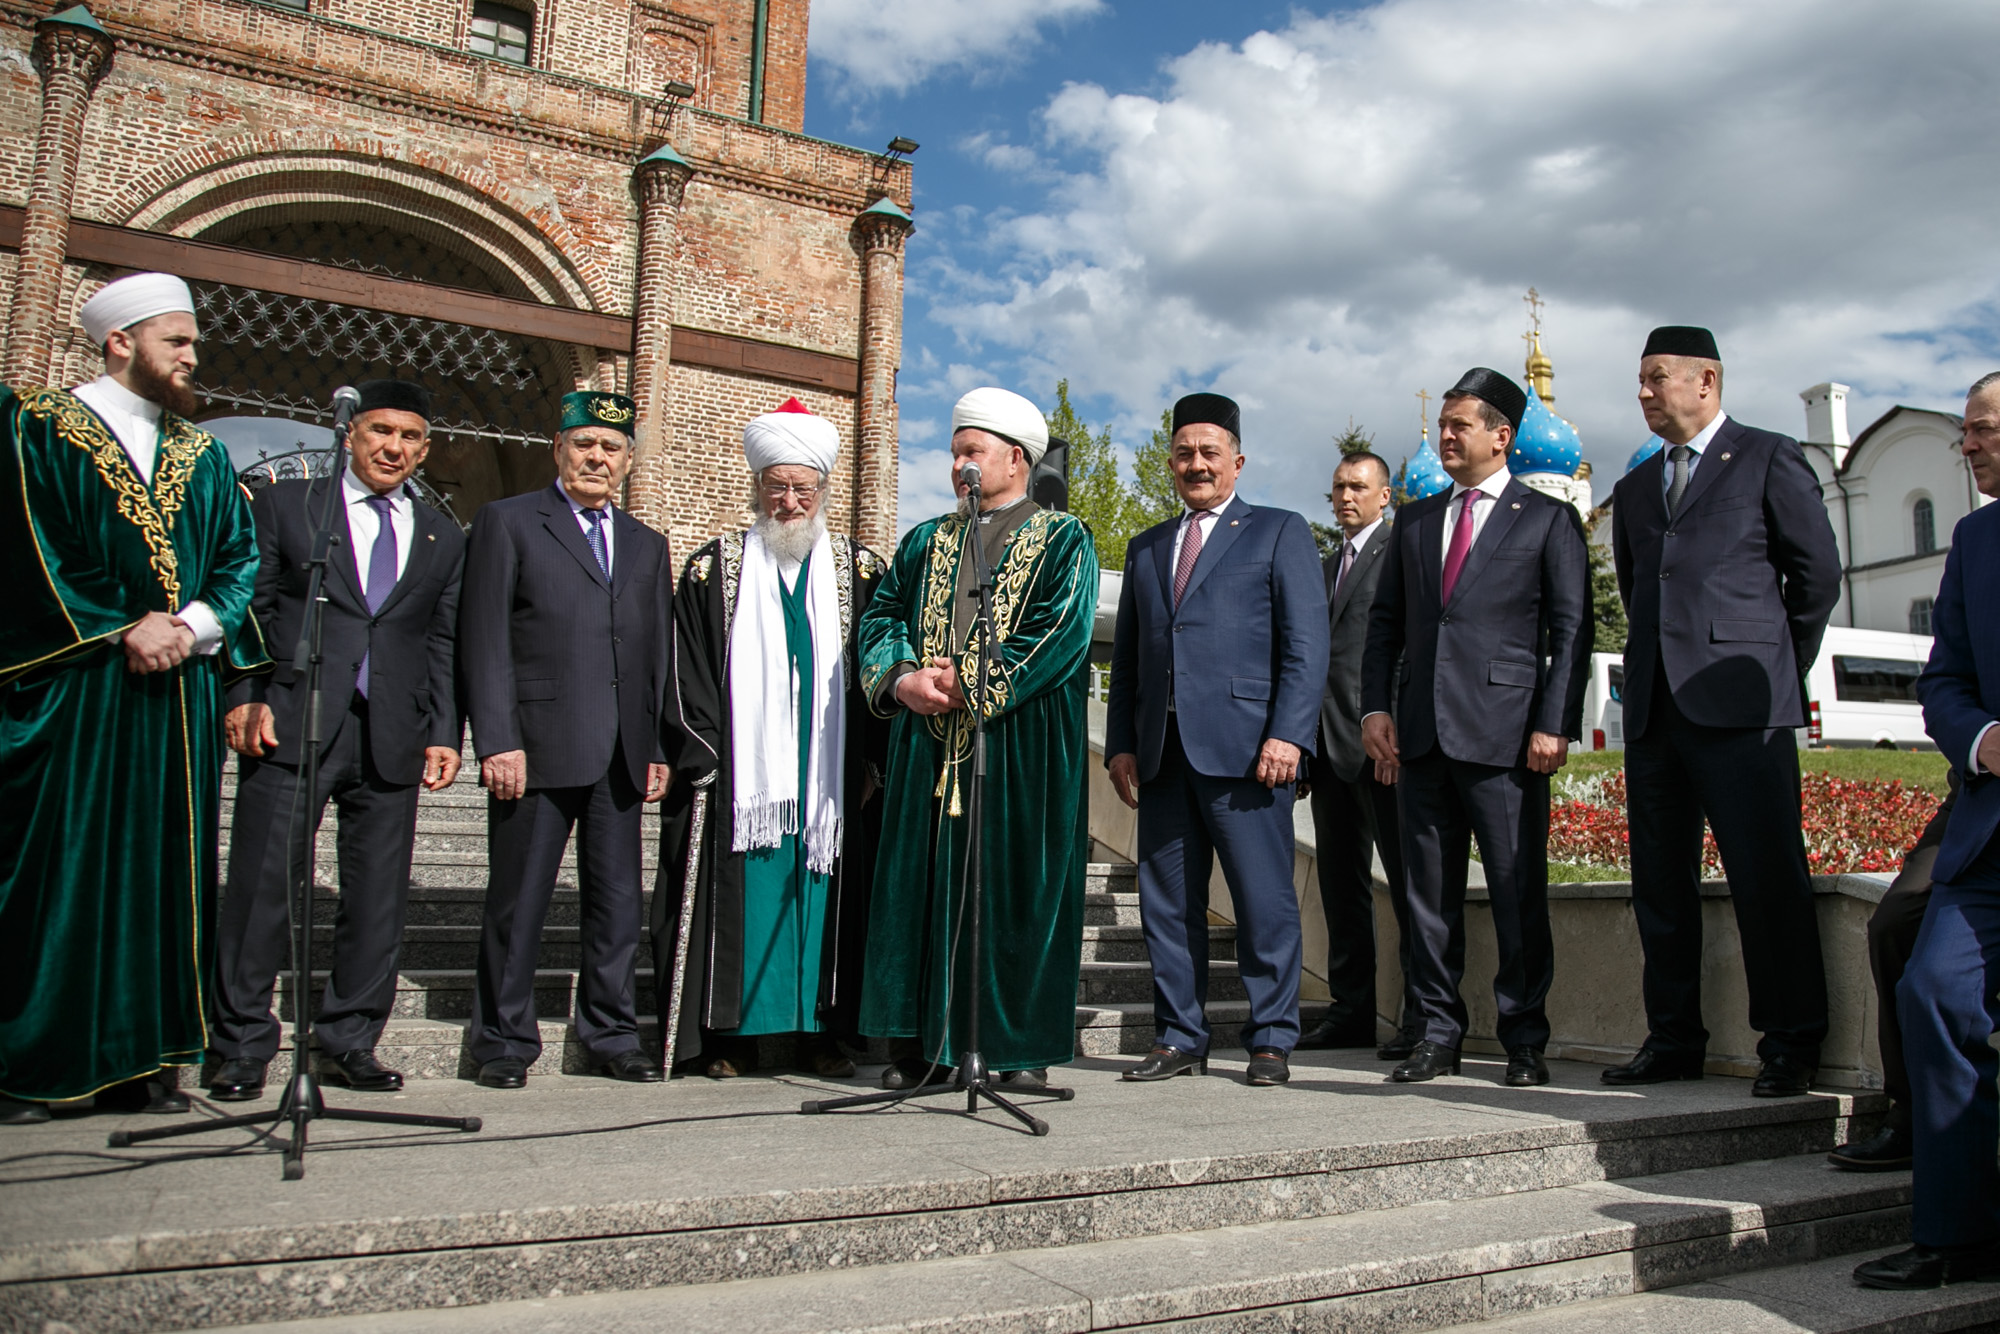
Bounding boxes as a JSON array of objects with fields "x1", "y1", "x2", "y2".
[
  {"x1": 1660, "y1": 411, "x2": 1730, "y2": 497},
  {"x1": 558, "y1": 480, "x2": 615, "y2": 578},
  {"x1": 1439, "y1": 466, "x2": 1512, "y2": 566},
  {"x1": 71, "y1": 374, "x2": 222, "y2": 653},
  {"x1": 1169, "y1": 491, "x2": 1238, "y2": 576},
  {"x1": 343, "y1": 466, "x2": 414, "y2": 589}
]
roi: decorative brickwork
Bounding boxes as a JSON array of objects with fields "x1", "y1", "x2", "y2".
[
  {"x1": 854, "y1": 202, "x2": 912, "y2": 556},
  {"x1": 0, "y1": 0, "x2": 909, "y2": 547}
]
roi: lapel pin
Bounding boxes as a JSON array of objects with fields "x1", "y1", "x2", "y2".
[
  {"x1": 1229, "y1": 520, "x2": 1239, "y2": 526},
  {"x1": 1511, "y1": 502, "x2": 1521, "y2": 510},
  {"x1": 427, "y1": 534, "x2": 436, "y2": 542},
  {"x1": 1720, "y1": 452, "x2": 1731, "y2": 461}
]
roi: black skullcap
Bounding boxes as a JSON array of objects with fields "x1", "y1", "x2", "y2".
[
  {"x1": 1642, "y1": 326, "x2": 1721, "y2": 361},
  {"x1": 355, "y1": 379, "x2": 433, "y2": 420},
  {"x1": 1445, "y1": 367, "x2": 1527, "y2": 433},
  {"x1": 1171, "y1": 392, "x2": 1241, "y2": 441}
]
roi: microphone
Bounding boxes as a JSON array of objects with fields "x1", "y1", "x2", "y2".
[
  {"x1": 330, "y1": 385, "x2": 361, "y2": 435},
  {"x1": 960, "y1": 462, "x2": 982, "y2": 495}
]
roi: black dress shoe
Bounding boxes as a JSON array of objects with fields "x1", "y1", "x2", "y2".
[
  {"x1": 1505, "y1": 1046, "x2": 1550, "y2": 1087},
  {"x1": 881, "y1": 1057, "x2": 952, "y2": 1090},
  {"x1": 1296, "y1": 1014, "x2": 1377, "y2": 1050},
  {"x1": 1600, "y1": 1048, "x2": 1704, "y2": 1086},
  {"x1": 1752, "y1": 1054, "x2": 1816, "y2": 1098},
  {"x1": 324, "y1": 1050, "x2": 403, "y2": 1093},
  {"x1": 1246, "y1": 1048, "x2": 1291, "y2": 1086},
  {"x1": 997, "y1": 1067, "x2": 1048, "y2": 1089},
  {"x1": 102, "y1": 1069, "x2": 190, "y2": 1114},
  {"x1": 1829, "y1": 1120, "x2": 1913, "y2": 1172},
  {"x1": 0, "y1": 1094, "x2": 50, "y2": 1125},
  {"x1": 1377, "y1": 1032, "x2": 1421, "y2": 1061},
  {"x1": 209, "y1": 1057, "x2": 267, "y2": 1102},
  {"x1": 476, "y1": 1057, "x2": 528, "y2": 1089},
  {"x1": 1123, "y1": 1047, "x2": 1207, "y2": 1081},
  {"x1": 1391, "y1": 1040, "x2": 1461, "y2": 1082},
  {"x1": 601, "y1": 1051, "x2": 664, "y2": 1083},
  {"x1": 1854, "y1": 1242, "x2": 2000, "y2": 1290}
]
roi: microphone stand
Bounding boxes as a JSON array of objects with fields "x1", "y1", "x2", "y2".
[
  {"x1": 112, "y1": 394, "x2": 482, "y2": 1179},
  {"x1": 801, "y1": 475, "x2": 1073, "y2": 1135}
]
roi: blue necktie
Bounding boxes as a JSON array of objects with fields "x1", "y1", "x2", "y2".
[
  {"x1": 356, "y1": 494, "x2": 397, "y2": 698},
  {"x1": 582, "y1": 505, "x2": 610, "y2": 580}
]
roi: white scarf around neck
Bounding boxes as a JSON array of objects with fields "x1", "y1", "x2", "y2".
[{"x1": 728, "y1": 527, "x2": 845, "y2": 873}]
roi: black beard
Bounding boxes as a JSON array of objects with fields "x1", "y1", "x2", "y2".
[{"x1": 127, "y1": 354, "x2": 199, "y2": 418}]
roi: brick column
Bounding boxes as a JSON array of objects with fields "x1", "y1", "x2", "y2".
[
  {"x1": 625, "y1": 144, "x2": 693, "y2": 537},
  {"x1": 854, "y1": 198, "x2": 913, "y2": 554},
  {"x1": 3, "y1": 7, "x2": 113, "y2": 388}
]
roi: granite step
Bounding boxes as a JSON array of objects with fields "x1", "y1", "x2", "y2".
[{"x1": 129, "y1": 1152, "x2": 1908, "y2": 1334}]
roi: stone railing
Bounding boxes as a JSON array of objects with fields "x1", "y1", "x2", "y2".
[{"x1": 1085, "y1": 700, "x2": 1888, "y2": 1089}]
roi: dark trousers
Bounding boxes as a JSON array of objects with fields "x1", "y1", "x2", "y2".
[
  {"x1": 1136, "y1": 718, "x2": 1303, "y2": 1054},
  {"x1": 210, "y1": 701, "x2": 420, "y2": 1061},
  {"x1": 469, "y1": 748, "x2": 644, "y2": 1064},
  {"x1": 1626, "y1": 670, "x2": 1828, "y2": 1062},
  {"x1": 1900, "y1": 844, "x2": 2000, "y2": 1249},
  {"x1": 1308, "y1": 753, "x2": 1418, "y2": 1036},
  {"x1": 1868, "y1": 790, "x2": 1952, "y2": 1115},
  {"x1": 1396, "y1": 750, "x2": 1553, "y2": 1051}
]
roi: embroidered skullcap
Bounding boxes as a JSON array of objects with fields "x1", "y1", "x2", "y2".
[
  {"x1": 560, "y1": 390, "x2": 637, "y2": 435},
  {"x1": 1445, "y1": 367, "x2": 1528, "y2": 433},
  {"x1": 78, "y1": 273, "x2": 195, "y2": 346},
  {"x1": 356, "y1": 379, "x2": 432, "y2": 421},
  {"x1": 951, "y1": 387, "x2": 1049, "y2": 465},
  {"x1": 1171, "y1": 392, "x2": 1241, "y2": 441},
  {"x1": 1642, "y1": 326, "x2": 1722, "y2": 361},
  {"x1": 743, "y1": 397, "x2": 840, "y2": 474}
]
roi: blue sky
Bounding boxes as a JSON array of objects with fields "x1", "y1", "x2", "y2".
[{"x1": 802, "y1": 0, "x2": 2000, "y2": 531}]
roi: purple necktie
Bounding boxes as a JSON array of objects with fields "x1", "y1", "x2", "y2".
[
  {"x1": 1334, "y1": 539, "x2": 1357, "y2": 596},
  {"x1": 1173, "y1": 510, "x2": 1209, "y2": 607},
  {"x1": 1441, "y1": 489, "x2": 1479, "y2": 605},
  {"x1": 355, "y1": 494, "x2": 397, "y2": 698}
]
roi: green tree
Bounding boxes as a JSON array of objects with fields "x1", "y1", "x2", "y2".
[
  {"x1": 1584, "y1": 518, "x2": 1627, "y2": 653},
  {"x1": 1047, "y1": 380, "x2": 1143, "y2": 571},
  {"x1": 1332, "y1": 418, "x2": 1375, "y2": 457},
  {"x1": 1130, "y1": 407, "x2": 1183, "y2": 527}
]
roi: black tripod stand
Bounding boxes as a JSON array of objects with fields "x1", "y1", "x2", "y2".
[
  {"x1": 801, "y1": 471, "x2": 1074, "y2": 1135},
  {"x1": 110, "y1": 387, "x2": 482, "y2": 1179}
]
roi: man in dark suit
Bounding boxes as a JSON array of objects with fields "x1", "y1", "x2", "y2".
[
  {"x1": 461, "y1": 391, "x2": 675, "y2": 1089},
  {"x1": 1299, "y1": 450, "x2": 1420, "y2": 1057},
  {"x1": 1107, "y1": 392, "x2": 1329, "y2": 1087},
  {"x1": 1606, "y1": 326, "x2": 1841, "y2": 1098},
  {"x1": 210, "y1": 379, "x2": 465, "y2": 1100},
  {"x1": 1361, "y1": 369, "x2": 1591, "y2": 1088},
  {"x1": 1853, "y1": 373, "x2": 2000, "y2": 1291}
]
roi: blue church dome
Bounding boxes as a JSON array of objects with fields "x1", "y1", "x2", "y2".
[
  {"x1": 1626, "y1": 436, "x2": 1665, "y2": 473},
  {"x1": 1402, "y1": 434, "x2": 1450, "y2": 500},
  {"x1": 1509, "y1": 385, "x2": 1583, "y2": 477}
]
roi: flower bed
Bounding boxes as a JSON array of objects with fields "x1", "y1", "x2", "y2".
[{"x1": 1547, "y1": 769, "x2": 1941, "y2": 876}]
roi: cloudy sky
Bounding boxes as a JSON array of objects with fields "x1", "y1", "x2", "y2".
[{"x1": 803, "y1": 0, "x2": 2000, "y2": 532}]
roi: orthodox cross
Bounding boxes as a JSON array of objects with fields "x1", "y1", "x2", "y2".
[{"x1": 1416, "y1": 387, "x2": 1431, "y2": 437}]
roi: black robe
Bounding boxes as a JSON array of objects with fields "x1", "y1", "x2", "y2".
[{"x1": 653, "y1": 530, "x2": 888, "y2": 1066}]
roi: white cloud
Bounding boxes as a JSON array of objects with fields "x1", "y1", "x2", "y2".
[
  {"x1": 898, "y1": 446, "x2": 960, "y2": 532},
  {"x1": 810, "y1": 0, "x2": 1106, "y2": 97},
  {"x1": 921, "y1": 0, "x2": 2000, "y2": 511}
]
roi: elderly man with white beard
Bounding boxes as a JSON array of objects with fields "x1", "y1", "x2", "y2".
[{"x1": 653, "y1": 399, "x2": 888, "y2": 1079}]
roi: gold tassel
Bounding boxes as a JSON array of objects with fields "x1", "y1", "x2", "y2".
[{"x1": 948, "y1": 762, "x2": 962, "y2": 819}]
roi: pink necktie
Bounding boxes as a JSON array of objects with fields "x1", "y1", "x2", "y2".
[
  {"x1": 1441, "y1": 489, "x2": 1479, "y2": 604},
  {"x1": 1173, "y1": 510, "x2": 1208, "y2": 607}
]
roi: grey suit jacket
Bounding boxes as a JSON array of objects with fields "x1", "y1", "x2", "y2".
[{"x1": 1317, "y1": 521, "x2": 1393, "y2": 783}]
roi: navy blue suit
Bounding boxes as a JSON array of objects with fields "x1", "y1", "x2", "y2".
[
  {"x1": 1108, "y1": 498, "x2": 1328, "y2": 1055},
  {"x1": 1904, "y1": 502, "x2": 2000, "y2": 1249},
  {"x1": 1361, "y1": 475, "x2": 1591, "y2": 1051},
  {"x1": 1611, "y1": 417, "x2": 1841, "y2": 1063}
]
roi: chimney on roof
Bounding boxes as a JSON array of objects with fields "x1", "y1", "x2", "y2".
[{"x1": 1801, "y1": 382, "x2": 1851, "y2": 468}]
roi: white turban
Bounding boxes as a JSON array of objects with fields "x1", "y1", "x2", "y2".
[
  {"x1": 743, "y1": 397, "x2": 840, "y2": 475},
  {"x1": 952, "y1": 387, "x2": 1049, "y2": 464},
  {"x1": 78, "y1": 273, "x2": 196, "y2": 346}
]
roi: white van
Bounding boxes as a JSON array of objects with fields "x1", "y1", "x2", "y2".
[
  {"x1": 1802, "y1": 626, "x2": 1935, "y2": 750},
  {"x1": 1581, "y1": 652, "x2": 1627, "y2": 751}
]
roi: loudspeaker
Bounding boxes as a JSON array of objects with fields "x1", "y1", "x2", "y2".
[{"x1": 1030, "y1": 438, "x2": 1070, "y2": 512}]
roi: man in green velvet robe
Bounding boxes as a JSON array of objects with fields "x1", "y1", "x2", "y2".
[
  {"x1": 0, "y1": 273, "x2": 266, "y2": 1123},
  {"x1": 655, "y1": 400, "x2": 886, "y2": 1080},
  {"x1": 859, "y1": 386, "x2": 1098, "y2": 1089}
]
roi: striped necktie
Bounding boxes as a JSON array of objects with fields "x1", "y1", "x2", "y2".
[{"x1": 1173, "y1": 509, "x2": 1209, "y2": 607}]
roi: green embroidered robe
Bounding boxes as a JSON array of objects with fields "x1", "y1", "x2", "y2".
[
  {"x1": 858, "y1": 506, "x2": 1099, "y2": 1073},
  {"x1": 0, "y1": 387, "x2": 267, "y2": 1101}
]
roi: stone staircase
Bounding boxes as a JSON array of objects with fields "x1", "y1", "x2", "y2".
[{"x1": 218, "y1": 752, "x2": 1238, "y2": 1080}]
